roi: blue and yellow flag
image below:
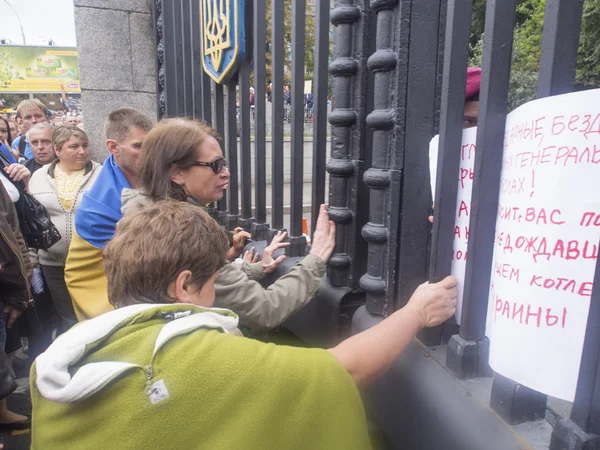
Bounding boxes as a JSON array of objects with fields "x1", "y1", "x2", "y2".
[{"x1": 65, "y1": 155, "x2": 130, "y2": 320}]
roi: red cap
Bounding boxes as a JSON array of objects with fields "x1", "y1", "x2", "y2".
[{"x1": 465, "y1": 67, "x2": 482, "y2": 101}]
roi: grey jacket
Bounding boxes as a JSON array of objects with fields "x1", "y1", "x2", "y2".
[{"x1": 121, "y1": 190, "x2": 326, "y2": 329}]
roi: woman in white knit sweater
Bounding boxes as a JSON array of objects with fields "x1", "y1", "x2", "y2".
[{"x1": 28, "y1": 125, "x2": 101, "y2": 331}]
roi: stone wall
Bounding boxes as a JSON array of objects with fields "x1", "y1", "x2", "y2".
[{"x1": 73, "y1": 0, "x2": 157, "y2": 162}]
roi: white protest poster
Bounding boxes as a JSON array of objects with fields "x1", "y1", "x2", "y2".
[
  {"x1": 487, "y1": 89, "x2": 600, "y2": 401},
  {"x1": 429, "y1": 127, "x2": 478, "y2": 324}
]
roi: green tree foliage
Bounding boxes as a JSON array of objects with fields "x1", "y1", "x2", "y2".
[
  {"x1": 264, "y1": 0, "x2": 316, "y2": 87},
  {"x1": 469, "y1": 0, "x2": 600, "y2": 110},
  {"x1": 577, "y1": 0, "x2": 600, "y2": 87}
]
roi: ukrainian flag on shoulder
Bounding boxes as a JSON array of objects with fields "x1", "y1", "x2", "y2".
[{"x1": 65, "y1": 155, "x2": 130, "y2": 321}]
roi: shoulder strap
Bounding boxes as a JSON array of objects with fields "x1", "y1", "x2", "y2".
[
  {"x1": 0, "y1": 148, "x2": 11, "y2": 168},
  {"x1": 18, "y1": 137, "x2": 26, "y2": 156}
]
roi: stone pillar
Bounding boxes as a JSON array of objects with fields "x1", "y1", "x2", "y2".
[{"x1": 73, "y1": 0, "x2": 157, "y2": 162}]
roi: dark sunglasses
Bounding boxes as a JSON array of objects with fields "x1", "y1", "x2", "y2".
[{"x1": 192, "y1": 157, "x2": 227, "y2": 174}]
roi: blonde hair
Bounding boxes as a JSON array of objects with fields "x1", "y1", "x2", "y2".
[
  {"x1": 139, "y1": 118, "x2": 219, "y2": 202},
  {"x1": 104, "y1": 200, "x2": 229, "y2": 308},
  {"x1": 52, "y1": 125, "x2": 88, "y2": 153},
  {"x1": 16, "y1": 99, "x2": 47, "y2": 117}
]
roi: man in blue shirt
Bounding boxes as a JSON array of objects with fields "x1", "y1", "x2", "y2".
[{"x1": 11, "y1": 99, "x2": 50, "y2": 160}]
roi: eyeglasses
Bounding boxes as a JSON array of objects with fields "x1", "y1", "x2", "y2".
[{"x1": 191, "y1": 157, "x2": 227, "y2": 174}]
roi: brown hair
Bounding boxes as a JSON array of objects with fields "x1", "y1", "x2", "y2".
[
  {"x1": 52, "y1": 125, "x2": 88, "y2": 153},
  {"x1": 105, "y1": 107, "x2": 153, "y2": 143},
  {"x1": 104, "y1": 200, "x2": 229, "y2": 308},
  {"x1": 139, "y1": 118, "x2": 219, "y2": 201},
  {"x1": 16, "y1": 99, "x2": 47, "y2": 117}
]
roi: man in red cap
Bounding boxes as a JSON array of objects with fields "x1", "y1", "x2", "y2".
[
  {"x1": 463, "y1": 67, "x2": 481, "y2": 128},
  {"x1": 428, "y1": 67, "x2": 483, "y2": 223}
]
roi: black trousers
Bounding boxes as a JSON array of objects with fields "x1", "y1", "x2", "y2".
[{"x1": 40, "y1": 265, "x2": 77, "y2": 332}]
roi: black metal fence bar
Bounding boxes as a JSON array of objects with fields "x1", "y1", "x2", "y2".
[
  {"x1": 253, "y1": 0, "x2": 268, "y2": 233},
  {"x1": 270, "y1": 0, "x2": 285, "y2": 231},
  {"x1": 226, "y1": 81, "x2": 240, "y2": 222},
  {"x1": 190, "y1": 0, "x2": 203, "y2": 120},
  {"x1": 181, "y1": 0, "x2": 193, "y2": 117},
  {"x1": 174, "y1": 1, "x2": 186, "y2": 116},
  {"x1": 393, "y1": 0, "x2": 444, "y2": 310},
  {"x1": 537, "y1": 0, "x2": 584, "y2": 98},
  {"x1": 239, "y1": 62, "x2": 253, "y2": 225},
  {"x1": 433, "y1": 0, "x2": 448, "y2": 136},
  {"x1": 289, "y1": 0, "x2": 306, "y2": 239},
  {"x1": 446, "y1": 0, "x2": 518, "y2": 380},
  {"x1": 569, "y1": 241, "x2": 600, "y2": 437},
  {"x1": 421, "y1": 0, "x2": 473, "y2": 345},
  {"x1": 484, "y1": 0, "x2": 549, "y2": 426},
  {"x1": 310, "y1": 0, "x2": 331, "y2": 237},
  {"x1": 327, "y1": 0, "x2": 370, "y2": 288},
  {"x1": 214, "y1": 82, "x2": 227, "y2": 213},
  {"x1": 361, "y1": 0, "x2": 408, "y2": 316},
  {"x1": 162, "y1": 0, "x2": 179, "y2": 117},
  {"x1": 152, "y1": 0, "x2": 165, "y2": 118},
  {"x1": 428, "y1": 0, "x2": 472, "y2": 284},
  {"x1": 200, "y1": 57, "x2": 212, "y2": 123}
]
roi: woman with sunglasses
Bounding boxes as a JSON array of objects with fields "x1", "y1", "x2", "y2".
[{"x1": 119, "y1": 118, "x2": 335, "y2": 331}]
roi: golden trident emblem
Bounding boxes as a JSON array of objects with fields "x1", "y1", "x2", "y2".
[{"x1": 202, "y1": 0, "x2": 232, "y2": 72}]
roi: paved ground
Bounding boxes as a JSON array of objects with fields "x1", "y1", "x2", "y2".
[{"x1": 1, "y1": 377, "x2": 31, "y2": 449}]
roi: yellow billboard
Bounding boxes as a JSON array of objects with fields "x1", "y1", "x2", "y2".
[{"x1": 0, "y1": 46, "x2": 80, "y2": 93}]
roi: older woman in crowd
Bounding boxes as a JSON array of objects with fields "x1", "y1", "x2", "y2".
[
  {"x1": 117, "y1": 118, "x2": 334, "y2": 330},
  {"x1": 31, "y1": 200, "x2": 457, "y2": 449},
  {"x1": 28, "y1": 125, "x2": 101, "y2": 330}
]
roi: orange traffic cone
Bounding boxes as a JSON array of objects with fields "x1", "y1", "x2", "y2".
[{"x1": 302, "y1": 217, "x2": 311, "y2": 244}]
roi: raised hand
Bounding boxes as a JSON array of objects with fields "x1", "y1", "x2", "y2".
[
  {"x1": 309, "y1": 204, "x2": 336, "y2": 263},
  {"x1": 261, "y1": 231, "x2": 290, "y2": 273},
  {"x1": 406, "y1": 276, "x2": 458, "y2": 328}
]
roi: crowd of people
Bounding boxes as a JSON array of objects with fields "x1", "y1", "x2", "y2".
[{"x1": 0, "y1": 96, "x2": 460, "y2": 448}]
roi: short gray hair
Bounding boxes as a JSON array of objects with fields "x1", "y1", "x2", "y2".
[{"x1": 26, "y1": 122, "x2": 53, "y2": 141}]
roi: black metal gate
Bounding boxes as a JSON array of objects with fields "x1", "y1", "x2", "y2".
[{"x1": 153, "y1": 0, "x2": 599, "y2": 448}]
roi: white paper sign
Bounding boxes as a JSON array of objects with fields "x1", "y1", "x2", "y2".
[
  {"x1": 429, "y1": 127, "x2": 478, "y2": 324},
  {"x1": 487, "y1": 89, "x2": 600, "y2": 401}
]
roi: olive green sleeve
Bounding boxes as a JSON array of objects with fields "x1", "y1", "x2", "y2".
[{"x1": 214, "y1": 253, "x2": 326, "y2": 330}]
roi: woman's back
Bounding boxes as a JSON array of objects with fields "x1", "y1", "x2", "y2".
[{"x1": 31, "y1": 303, "x2": 372, "y2": 449}]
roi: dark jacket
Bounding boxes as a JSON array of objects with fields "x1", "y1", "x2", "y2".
[
  {"x1": 0, "y1": 183, "x2": 31, "y2": 311},
  {"x1": 24, "y1": 158, "x2": 45, "y2": 174}
]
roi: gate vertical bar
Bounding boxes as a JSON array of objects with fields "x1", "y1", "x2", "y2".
[
  {"x1": 462, "y1": 0, "x2": 548, "y2": 425},
  {"x1": 420, "y1": 0, "x2": 473, "y2": 345},
  {"x1": 550, "y1": 239, "x2": 600, "y2": 450},
  {"x1": 327, "y1": 0, "x2": 371, "y2": 288},
  {"x1": 360, "y1": 0, "x2": 410, "y2": 316},
  {"x1": 270, "y1": 0, "x2": 285, "y2": 231},
  {"x1": 551, "y1": 242, "x2": 600, "y2": 447},
  {"x1": 226, "y1": 80, "x2": 240, "y2": 230},
  {"x1": 162, "y1": 0, "x2": 179, "y2": 117},
  {"x1": 544, "y1": 3, "x2": 599, "y2": 447},
  {"x1": 191, "y1": 0, "x2": 204, "y2": 120},
  {"x1": 239, "y1": 62, "x2": 253, "y2": 227},
  {"x1": 288, "y1": 0, "x2": 307, "y2": 253},
  {"x1": 446, "y1": 0, "x2": 517, "y2": 379},
  {"x1": 181, "y1": 0, "x2": 194, "y2": 117},
  {"x1": 537, "y1": 0, "x2": 584, "y2": 98},
  {"x1": 153, "y1": 0, "x2": 166, "y2": 119},
  {"x1": 394, "y1": 0, "x2": 443, "y2": 311},
  {"x1": 200, "y1": 60, "x2": 212, "y2": 123},
  {"x1": 252, "y1": 0, "x2": 269, "y2": 240},
  {"x1": 214, "y1": 83, "x2": 227, "y2": 219},
  {"x1": 310, "y1": 0, "x2": 331, "y2": 237}
]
